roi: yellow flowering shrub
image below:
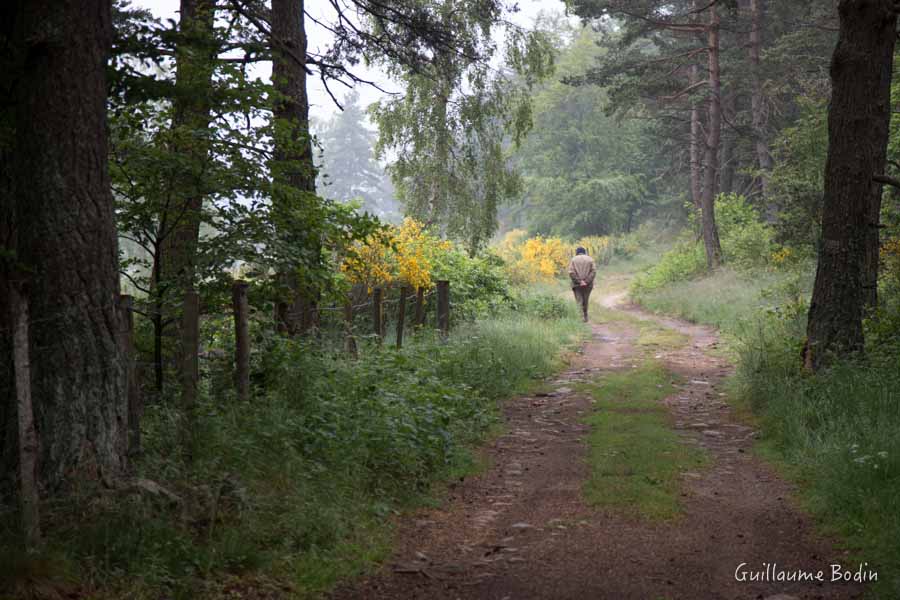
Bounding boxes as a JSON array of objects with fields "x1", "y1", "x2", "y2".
[
  {"x1": 342, "y1": 218, "x2": 451, "y2": 291},
  {"x1": 497, "y1": 233, "x2": 571, "y2": 284},
  {"x1": 496, "y1": 229, "x2": 529, "y2": 263},
  {"x1": 576, "y1": 236, "x2": 613, "y2": 265},
  {"x1": 770, "y1": 246, "x2": 795, "y2": 269},
  {"x1": 497, "y1": 230, "x2": 636, "y2": 283}
]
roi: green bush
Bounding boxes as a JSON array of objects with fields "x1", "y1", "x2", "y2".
[
  {"x1": 631, "y1": 194, "x2": 776, "y2": 299},
  {"x1": 630, "y1": 238, "x2": 706, "y2": 297},
  {"x1": 508, "y1": 287, "x2": 574, "y2": 320},
  {"x1": 715, "y1": 193, "x2": 776, "y2": 269},
  {"x1": 432, "y1": 248, "x2": 511, "y2": 320}
]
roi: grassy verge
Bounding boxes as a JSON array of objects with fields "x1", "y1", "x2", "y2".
[
  {"x1": 638, "y1": 267, "x2": 811, "y2": 329},
  {"x1": 732, "y1": 314, "x2": 900, "y2": 599},
  {"x1": 579, "y1": 361, "x2": 709, "y2": 520},
  {"x1": 0, "y1": 288, "x2": 588, "y2": 600}
]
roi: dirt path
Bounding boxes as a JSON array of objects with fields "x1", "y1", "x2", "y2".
[{"x1": 330, "y1": 285, "x2": 862, "y2": 600}]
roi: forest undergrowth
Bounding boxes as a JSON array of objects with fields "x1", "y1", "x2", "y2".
[{"x1": 0, "y1": 285, "x2": 587, "y2": 600}]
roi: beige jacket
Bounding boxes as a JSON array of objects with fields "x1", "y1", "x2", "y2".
[{"x1": 568, "y1": 254, "x2": 596, "y2": 288}]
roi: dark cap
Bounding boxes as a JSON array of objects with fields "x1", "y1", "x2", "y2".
[{"x1": 576, "y1": 246, "x2": 587, "y2": 255}]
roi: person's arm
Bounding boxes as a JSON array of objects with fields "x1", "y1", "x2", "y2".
[
  {"x1": 568, "y1": 259, "x2": 580, "y2": 286},
  {"x1": 586, "y1": 258, "x2": 596, "y2": 285}
]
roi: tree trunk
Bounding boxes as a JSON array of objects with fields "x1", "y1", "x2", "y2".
[
  {"x1": 271, "y1": 0, "x2": 318, "y2": 335},
  {"x1": 804, "y1": 0, "x2": 897, "y2": 371},
  {"x1": 689, "y1": 64, "x2": 703, "y2": 210},
  {"x1": 156, "y1": 0, "x2": 215, "y2": 362},
  {"x1": 11, "y1": 288, "x2": 41, "y2": 548},
  {"x1": 699, "y1": 4, "x2": 723, "y2": 269},
  {"x1": 749, "y1": 0, "x2": 773, "y2": 204},
  {"x1": 0, "y1": 5, "x2": 16, "y2": 498},
  {"x1": 719, "y1": 92, "x2": 737, "y2": 195},
  {"x1": 1, "y1": 0, "x2": 127, "y2": 494}
]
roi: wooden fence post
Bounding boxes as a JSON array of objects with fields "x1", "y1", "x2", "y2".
[
  {"x1": 232, "y1": 281, "x2": 250, "y2": 402},
  {"x1": 181, "y1": 290, "x2": 200, "y2": 458},
  {"x1": 437, "y1": 280, "x2": 450, "y2": 338},
  {"x1": 372, "y1": 287, "x2": 384, "y2": 343},
  {"x1": 118, "y1": 294, "x2": 141, "y2": 460},
  {"x1": 344, "y1": 298, "x2": 358, "y2": 358},
  {"x1": 414, "y1": 287, "x2": 425, "y2": 329},
  {"x1": 396, "y1": 286, "x2": 410, "y2": 349},
  {"x1": 10, "y1": 287, "x2": 41, "y2": 549}
]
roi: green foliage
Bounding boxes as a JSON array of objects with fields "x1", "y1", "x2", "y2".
[
  {"x1": 635, "y1": 268, "x2": 812, "y2": 339},
  {"x1": 523, "y1": 174, "x2": 647, "y2": 238},
  {"x1": 372, "y1": 3, "x2": 555, "y2": 252},
  {"x1": 767, "y1": 96, "x2": 828, "y2": 250},
  {"x1": 631, "y1": 238, "x2": 706, "y2": 297},
  {"x1": 110, "y1": 3, "x2": 383, "y2": 346},
  {"x1": 632, "y1": 194, "x2": 776, "y2": 298},
  {"x1": 714, "y1": 193, "x2": 776, "y2": 269},
  {"x1": 431, "y1": 249, "x2": 511, "y2": 321},
  {"x1": 509, "y1": 289, "x2": 572, "y2": 320},
  {"x1": 732, "y1": 311, "x2": 900, "y2": 598},
  {"x1": 1, "y1": 288, "x2": 585, "y2": 598}
]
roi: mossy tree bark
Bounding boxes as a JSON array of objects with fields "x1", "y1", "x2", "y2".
[{"x1": 0, "y1": 0, "x2": 127, "y2": 497}]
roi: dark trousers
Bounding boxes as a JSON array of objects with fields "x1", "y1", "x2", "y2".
[{"x1": 572, "y1": 285, "x2": 592, "y2": 321}]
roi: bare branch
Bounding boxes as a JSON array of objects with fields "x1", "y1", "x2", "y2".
[
  {"x1": 874, "y1": 173, "x2": 900, "y2": 189},
  {"x1": 659, "y1": 79, "x2": 708, "y2": 103}
]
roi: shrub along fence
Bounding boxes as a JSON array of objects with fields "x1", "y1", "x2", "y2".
[{"x1": 116, "y1": 281, "x2": 452, "y2": 425}]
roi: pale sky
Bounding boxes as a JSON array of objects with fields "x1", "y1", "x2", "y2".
[{"x1": 134, "y1": 0, "x2": 570, "y2": 121}]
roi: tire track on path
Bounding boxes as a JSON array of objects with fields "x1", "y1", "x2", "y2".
[{"x1": 330, "y1": 286, "x2": 862, "y2": 600}]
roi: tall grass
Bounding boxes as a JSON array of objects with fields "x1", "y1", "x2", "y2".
[
  {"x1": 634, "y1": 267, "x2": 812, "y2": 337},
  {"x1": 727, "y1": 307, "x2": 900, "y2": 598}
]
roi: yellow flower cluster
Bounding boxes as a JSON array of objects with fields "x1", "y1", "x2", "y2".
[
  {"x1": 342, "y1": 218, "x2": 451, "y2": 291},
  {"x1": 575, "y1": 236, "x2": 614, "y2": 266},
  {"x1": 497, "y1": 230, "x2": 571, "y2": 284},
  {"x1": 770, "y1": 246, "x2": 795, "y2": 269}
]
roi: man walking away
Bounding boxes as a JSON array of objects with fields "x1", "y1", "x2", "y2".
[{"x1": 568, "y1": 246, "x2": 596, "y2": 323}]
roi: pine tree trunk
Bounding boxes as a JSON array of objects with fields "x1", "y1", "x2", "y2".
[
  {"x1": 719, "y1": 93, "x2": 737, "y2": 195},
  {"x1": 689, "y1": 64, "x2": 702, "y2": 210},
  {"x1": 700, "y1": 4, "x2": 723, "y2": 269},
  {"x1": 271, "y1": 0, "x2": 318, "y2": 335},
  {"x1": 804, "y1": 0, "x2": 897, "y2": 371},
  {"x1": 156, "y1": 0, "x2": 215, "y2": 357},
  {"x1": 1, "y1": 0, "x2": 127, "y2": 495},
  {"x1": 0, "y1": 66, "x2": 16, "y2": 499},
  {"x1": 749, "y1": 0, "x2": 773, "y2": 201}
]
